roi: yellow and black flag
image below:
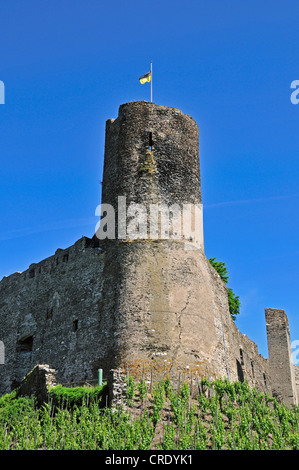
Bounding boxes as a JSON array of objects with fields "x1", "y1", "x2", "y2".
[
  {"x1": 139, "y1": 71, "x2": 152, "y2": 84},
  {"x1": 139, "y1": 62, "x2": 153, "y2": 102}
]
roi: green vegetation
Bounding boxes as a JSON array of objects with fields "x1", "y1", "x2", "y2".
[
  {"x1": 141, "y1": 149, "x2": 156, "y2": 174},
  {"x1": 1, "y1": 377, "x2": 299, "y2": 450},
  {"x1": 48, "y1": 384, "x2": 105, "y2": 408},
  {"x1": 209, "y1": 258, "x2": 241, "y2": 321}
]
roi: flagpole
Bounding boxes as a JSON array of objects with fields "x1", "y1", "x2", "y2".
[{"x1": 150, "y1": 61, "x2": 153, "y2": 103}]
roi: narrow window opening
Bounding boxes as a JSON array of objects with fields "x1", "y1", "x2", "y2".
[
  {"x1": 63, "y1": 254, "x2": 69, "y2": 263},
  {"x1": 240, "y1": 348, "x2": 244, "y2": 366},
  {"x1": 236, "y1": 359, "x2": 244, "y2": 383},
  {"x1": 16, "y1": 335, "x2": 33, "y2": 353},
  {"x1": 263, "y1": 373, "x2": 267, "y2": 387},
  {"x1": 73, "y1": 319, "x2": 78, "y2": 332},
  {"x1": 148, "y1": 131, "x2": 153, "y2": 150}
]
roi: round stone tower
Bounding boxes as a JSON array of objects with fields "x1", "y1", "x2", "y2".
[
  {"x1": 102, "y1": 101, "x2": 201, "y2": 204},
  {"x1": 95, "y1": 101, "x2": 231, "y2": 381},
  {"x1": 99, "y1": 101, "x2": 204, "y2": 247}
]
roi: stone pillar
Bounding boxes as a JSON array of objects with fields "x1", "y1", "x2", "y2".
[
  {"x1": 265, "y1": 308, "x2": 298, "y2": 407},
  {"x1": 107, "y1": 369, "x2": 127, "y2": 410}
]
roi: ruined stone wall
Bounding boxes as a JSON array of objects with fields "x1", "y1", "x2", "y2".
[
  {"x1": 0, "y1": 234, "x2": 272, "y2": 397},
  {"x1": 294, "y1": 366, "x2": 299, "y2": 399},
  {"x1": 229, "y1": 323, "x2": 270, "y2": 393},
  {"x1": 0, "y1": 237, "x2": 116, "y2": 395}
]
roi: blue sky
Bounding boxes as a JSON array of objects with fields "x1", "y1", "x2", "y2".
[{"x1": 0, "y1": 0, "x2": 298, "y2": 359}]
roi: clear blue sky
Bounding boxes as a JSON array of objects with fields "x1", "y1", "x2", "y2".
[{"x1": 0, "y1": 0, "x2": 298, "y2": 359}]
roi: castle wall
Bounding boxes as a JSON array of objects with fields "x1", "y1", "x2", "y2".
[
  {"x1": 0, "y1": 237, "x2": 116, "y2": 395},
  {"x1": 105, "y1": 237, "x2": 271, "y2": 396},
  {"x1": 0, "y1": 235, "x2": 272, "y2": 397},
  {"x1": 228, "y1": 322, "x2": 270, "y2": 393}
]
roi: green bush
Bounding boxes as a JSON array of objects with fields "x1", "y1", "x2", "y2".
[
  {"x1": 0, "y1": 390, "x2": 35, "y2": 423},
  {"x1": 48, "y1": 384, "x2": 107, "y2": 408},
  {"x1": 209, "y1": 258, "x2": 241, "y2": 320}
]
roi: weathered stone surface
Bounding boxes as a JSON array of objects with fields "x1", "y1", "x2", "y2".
[
  {"x1": 107, "y1": 368, "x2": 127, "y2": 410},
  {"x1": 265, "y1": 308, "x2": 298, "y2": 407},
  {"x1": 0, "y1": 236, "x2": 115, "y2": 393}
]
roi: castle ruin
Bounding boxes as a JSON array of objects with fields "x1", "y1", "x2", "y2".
[{"x1": 0, "y1": 101, "x2": 297, "y2": 407}]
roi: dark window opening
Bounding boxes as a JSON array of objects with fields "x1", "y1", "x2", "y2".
[
  {"x1": 63, "y1": 254, "x2": 69, "y2": 262},
  {"x1": 73, "y1": 319, "x2": 78, "y2": 332},
  {"x1": 16, "y1": 335, "x2": 33, "y2": 353},
  {"x1": 240, "y1": 348, "x2": 244, "y2": 366},
  {"x1": 251, "y1": 360, "x2": 255, "y2": 378},
  {"x1": 148, "y1": 131, "x2": 153, "y2": 150},
  {"x1": 263, "y1": 373, "x2": 267, "y2": 387},
  {"x1": 236, "y1": 359, "x2": 244, "y2": 383}
]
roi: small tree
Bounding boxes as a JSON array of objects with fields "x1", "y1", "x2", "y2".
[{"x1": 209, "y1": 258, "x2": 241, "y2": 321}]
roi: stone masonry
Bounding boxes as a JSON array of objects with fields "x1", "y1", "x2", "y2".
[{"x1": 0, "y1": 101, "x2": 297, "y2": 406}]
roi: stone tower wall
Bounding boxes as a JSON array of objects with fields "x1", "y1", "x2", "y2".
[
  {"x1": 98, "y1": 102, "x2": 203, "y2": 249},
  {"x1": 94, "y1": 102, "x2": 272, "y2": 392},
  {"x1": 102, "y1": 101, "x2": 202, "y2": 207}
]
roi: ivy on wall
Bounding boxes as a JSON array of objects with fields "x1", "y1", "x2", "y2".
[{"x1": 141, "y1": 149, "x2": 156, "y2": 174}]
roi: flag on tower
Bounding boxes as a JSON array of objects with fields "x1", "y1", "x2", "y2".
[
  {"x1": 139, "y1": 71, "x2": 152, "y2": 84},
  {"x1": 139, "y1": 62, "x2": 153, "y2": 102}
]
